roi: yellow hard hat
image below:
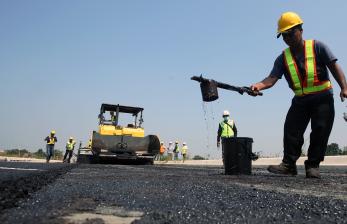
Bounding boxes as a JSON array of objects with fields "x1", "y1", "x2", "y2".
[
  {"x1": 51, "y1": 130, "x2": 56, "y2": 134},
  {"x1": 277, "y1": 12, "x2": 303, "y2": 37}
]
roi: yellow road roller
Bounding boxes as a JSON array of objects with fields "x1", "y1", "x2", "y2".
[{"x1": 78, "y1": 104, "x2": 160, "y2": 164}]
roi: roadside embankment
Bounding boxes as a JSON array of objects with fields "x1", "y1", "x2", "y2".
[{"x1": 0, "y1": 156, "x2": 61, "y2": 163}]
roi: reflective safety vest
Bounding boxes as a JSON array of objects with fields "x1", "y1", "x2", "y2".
[
  {"x1": 283, "y1": 40, "x2": 332, "y2": 96},
  {"x1": 220, "y1": 120, "x2": 234, "y2": 138},
  {"x1": 66, "y1": 141, "x2": 75, "y2": 150},
  {"x1": 181, "y1": 146, "x2": 188, "y2": 154},
  {"x1": 173, "y1": 145, "x2": 180, "y2": 153},
  {"x1": 48, "y1": 137, "x2": 56, "y2": 145}
]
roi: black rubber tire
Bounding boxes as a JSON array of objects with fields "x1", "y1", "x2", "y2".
[
  {"x1": 148, "y1": 135, "x2": 160, "y2": 154},
  {"x1": 140, "y1": 158, "x2": 154, "y2": 165},
  {"x1": 77, "y1": 154, "x2": 91, "y2": 164}
]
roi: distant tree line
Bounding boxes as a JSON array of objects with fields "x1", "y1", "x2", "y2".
[
  {"x1": 325, "y1": 143, "x2": 347, "y2": 156},
  {"x1": 192, "y1": 155, "x2": 206, "y2": 160}
]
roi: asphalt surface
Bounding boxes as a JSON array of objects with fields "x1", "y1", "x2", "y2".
[
  {"x1": 0, "y1": 162, "x2": 346, "y2": 224},
  {"x1": 0, "y1": 161, "x2": 76, "y2": 211}
]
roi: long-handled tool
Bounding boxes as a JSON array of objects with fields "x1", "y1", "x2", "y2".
[{"x1": 191, "y1": 75, "x2": 263, "y2": 102}]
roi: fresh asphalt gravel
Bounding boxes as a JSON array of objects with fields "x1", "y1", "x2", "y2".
[
  {"x1": 0, "y1": 161, "x2": 76, "y2": 211},
  {"x1": 0, "y1": 162, "x2": 346, "y2": 224}
]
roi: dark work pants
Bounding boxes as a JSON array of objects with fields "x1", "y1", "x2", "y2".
[
  {"x1": 46, "y1": 144, "x2": 54, "y2": 162},
  {"x1": 283, "y1": 93, "x2": 335, "y2": 168},
  {"x1": 63, "y1": 150, "x2": 73, "y2": 163}
]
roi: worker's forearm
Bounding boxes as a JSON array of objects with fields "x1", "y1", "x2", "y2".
[
  {"x1": 251, "y1": 75, "x2": 278, "y2": 91},
  {"x1": 330, "y1": 63, "x2": 347, "y2": 90}
]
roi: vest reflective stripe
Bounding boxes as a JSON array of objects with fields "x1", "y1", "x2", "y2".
[
  {"x1": 284, "y1": 48, "x2": 302, "y2": 92},
  {"x1": 220, "y1": 120, "x2": 234, "y2": 138},
  {"x1": 48, "y1": 137, "x2": 56, "y2": 145},
  {"x1": 284, "y1": 40, "x2": 332, "y2": 96},
  {"x1": 305, "y1": 39, "x2": 315, "y2": 88},
  {"x1": 66, "y1": 141, "x2": 75, "y2": 150}
]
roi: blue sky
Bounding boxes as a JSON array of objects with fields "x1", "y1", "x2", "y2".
[{"x1": 1, "y1": 1, "x2": 347, "y2": 158}]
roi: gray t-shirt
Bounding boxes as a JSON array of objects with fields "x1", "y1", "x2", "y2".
[{"x1": 270, "y1": 40, "x2": 337, "y2": 97}]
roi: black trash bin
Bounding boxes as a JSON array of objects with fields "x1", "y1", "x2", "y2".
[{"x1": 223, "y1": 137, "x2": 253, "y2": 175}]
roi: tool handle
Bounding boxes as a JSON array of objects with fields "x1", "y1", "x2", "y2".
[{"x1": 240, "y1": 86, "x2": 263, "y2": 96}]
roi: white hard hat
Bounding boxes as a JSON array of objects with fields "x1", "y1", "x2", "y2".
[
  {"x1": 223, "y1": 110, "x2": 230, "y2": 116},
  {"x1": 169, "y1": 141, "x2": 172, "y2": 144},
  {"x1": 183, "y1": 142, "x2": 186, "y2": 145}
]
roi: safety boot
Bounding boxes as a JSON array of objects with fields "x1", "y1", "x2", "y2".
[
  {"x1": 267, "y1": 162, "x2": 297, "y2": 176},
  {"x1": 305, "y1": 167, "x2": 321, "y2": 179}
]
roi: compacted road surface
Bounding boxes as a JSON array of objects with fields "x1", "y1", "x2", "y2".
[{"x1": 0, "y1": 162, "x2": 346, "y2": 224}]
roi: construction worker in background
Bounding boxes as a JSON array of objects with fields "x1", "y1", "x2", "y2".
[
  {"x1": 44, "y1": 130, "x2": 57, "y2": 163},
  {"x1": 181, "y1": 142, "x2": 188, "y2": 163},
  {"x1": 250, "y1": 12, "x2": 347, "y2": 178},
  {"x1": 110, "y1": 111, "x2": 116, "y2": 125},
  {"x1": 166, "y1": 141, "x2": 174, "y2": 161},
  {"x1": 157, "y1": 142, "x2": 166, "y2": 161},
  {"x1": 173, "y1": 141, "x2": 180, "y2": 161},
  {"x1": 217, "y1": 110, "x2": 237, "y2": 166},
  {"x1": 63, "y1": 137, "x2": 76, "y2": 163}
]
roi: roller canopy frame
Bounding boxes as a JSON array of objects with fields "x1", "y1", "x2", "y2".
[{"x1": 100, "y1": 104, "x2": 144, "y2": 116}]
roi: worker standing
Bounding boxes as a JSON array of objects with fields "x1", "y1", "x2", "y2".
[
  {"x1": 173, "y1": 141, "x2": 180, "y2": 161},
  {"x1": 217, "y1": 110, "x2": 237, "y2": 167},
  {"x1": 166, "y1": 141, "x2": 174, "y2": 161},
  {"x1": 181, "y1": 142, "x2": 188, "y2": 163},
  {"x1": 157, "y1": 142, "x2": 166, "y2": 161},
  {"x1": 110, "y1": 111, "x2": 116, "y2": 125},
  {"x1": 44, "y1": 130, "x2": 57, "y2": 163},
  {"x1": 63, "y1": 137, "x2": 76, "y2": 163},
  {"x1": 250, "y1": 12, "x2": 347, "y2": 178}
]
